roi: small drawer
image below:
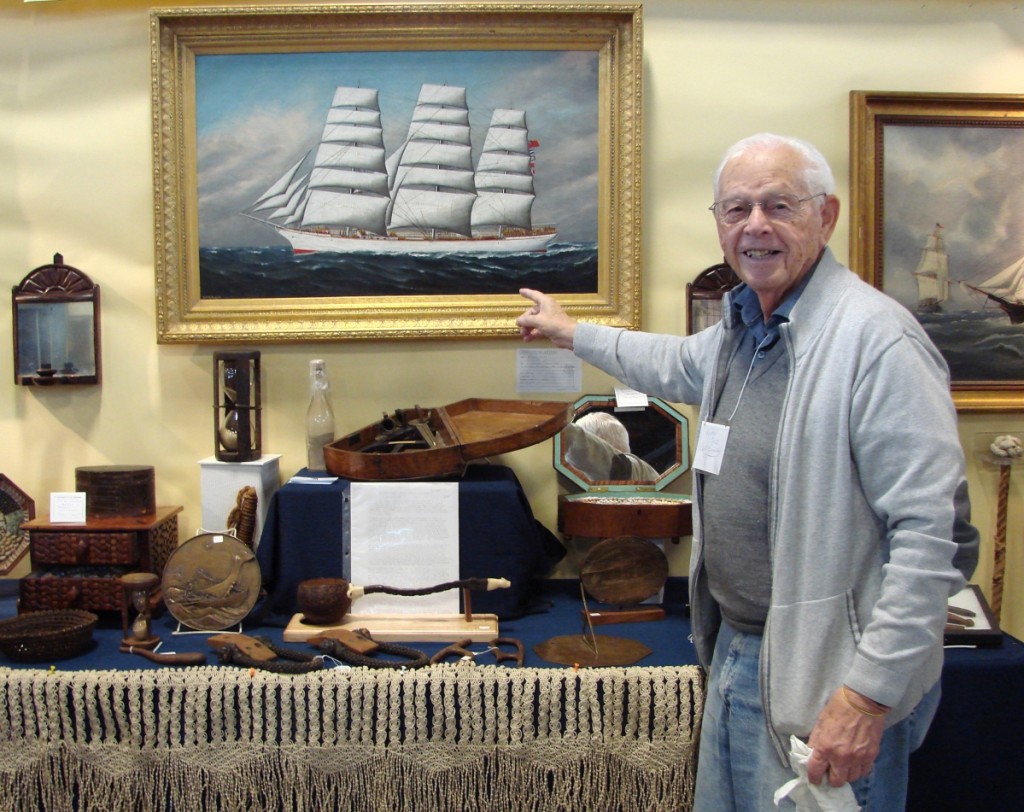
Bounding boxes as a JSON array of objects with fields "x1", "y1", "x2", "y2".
[
  {"x1": 31, "y1": 532, "x2": 139, "y2": 566},
  {"x1": 19, "y1": 566, "x2": 129, "y2": 612}
]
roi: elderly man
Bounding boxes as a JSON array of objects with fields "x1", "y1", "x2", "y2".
[{"x1": 517, "y1": 133, "x2": 978, "y2": 811}]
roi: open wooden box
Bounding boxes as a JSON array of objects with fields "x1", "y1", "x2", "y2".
[{"x1": 324, "y1": 398, "x2": 572, "y2": 481}]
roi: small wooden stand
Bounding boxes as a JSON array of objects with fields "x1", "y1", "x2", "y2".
[{"x1": 284, "y1": 612, "x2": 499, "y2": 643}]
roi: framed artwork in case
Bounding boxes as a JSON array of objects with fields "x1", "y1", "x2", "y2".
[{"x1": 0, "y1": 474, "x2": 35, "y2": 576}]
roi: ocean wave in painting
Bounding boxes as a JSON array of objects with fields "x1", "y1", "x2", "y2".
[
  {"x1": 199, "y1": 243, "x2": 598, "y2": 299},
  {"x1": 917, "y1": 309, "x2": 1024, "y2": 382}
]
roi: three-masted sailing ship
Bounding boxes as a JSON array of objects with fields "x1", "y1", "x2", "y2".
[{"x1": 244, "y1": 84, "x2": 558, "y2": 255}]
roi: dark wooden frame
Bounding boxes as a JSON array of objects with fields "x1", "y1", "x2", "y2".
[{"x1": 12, "y1": 254, "x2": 101, "y2": 386}]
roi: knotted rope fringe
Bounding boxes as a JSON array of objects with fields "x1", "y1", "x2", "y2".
[{"x1": 0, "y1": 664, "x2": 702, "y2": 811}]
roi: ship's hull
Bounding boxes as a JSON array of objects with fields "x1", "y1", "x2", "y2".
[
  {"x1": 961, "y1": 283, "x2": 1024, "y2": 324},
  {"x1": 994, "y1": 300, "x2": 1024, "y2": 325},
  {"x1": 277, "y1": 226, "x2": 557, "y2": 255}
]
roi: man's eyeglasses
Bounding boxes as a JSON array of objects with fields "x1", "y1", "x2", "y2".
[{"x1": 708, "y1": 193, "x2": 826, "y2": 226}]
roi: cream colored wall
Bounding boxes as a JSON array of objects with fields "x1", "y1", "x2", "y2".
[{"x1": 2, "y1": 0, "x2": 1023, "y2": 638}]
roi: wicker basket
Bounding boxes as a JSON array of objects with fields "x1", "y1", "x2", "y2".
[{"x1": 0, "y1": 609, "x2": 98, "y2": 662}]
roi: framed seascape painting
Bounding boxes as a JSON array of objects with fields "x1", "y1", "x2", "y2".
[
  {"x1": 851, "y1": 91, "x2": 1024, "y2": 412},
  {"x1": 151, "y1": 3, "x2": 643, "y2": 343}
]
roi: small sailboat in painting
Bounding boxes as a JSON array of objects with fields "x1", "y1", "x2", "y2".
[
  {"x1": 245, "y1": 84, "x2": 558, "y2": 255},
  {"x1": 912, "y1": 224, "x2": 950, "y2": 313}
]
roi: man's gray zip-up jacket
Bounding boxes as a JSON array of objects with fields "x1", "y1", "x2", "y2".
[{"x1": 572, "y1": 247, "x2": 979, "y2": 760}]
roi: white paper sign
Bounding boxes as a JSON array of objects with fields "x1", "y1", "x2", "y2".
[
  {"x1": 614, "y1": 387, "x2": 649, "y2": 411},
  {"x1": 516, "y1": 348, "x2": 581, "y2": 393},
  {"x1": 349, "y1": 482, "x2": 460, "y2": 615},
  {"x1": 49, "y1": 492, "x2": 87, "y2": 523}
]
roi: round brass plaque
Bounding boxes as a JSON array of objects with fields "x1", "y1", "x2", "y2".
[{"x1": 161, "y1": 533, "x2": 261, "y2": 631}]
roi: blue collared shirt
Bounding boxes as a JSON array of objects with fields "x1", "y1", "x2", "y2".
[{"x1": 731, "y1": 268, "x2": 816, "y2": 351}]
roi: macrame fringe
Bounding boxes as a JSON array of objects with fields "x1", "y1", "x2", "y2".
[{"x1": 0, "y1": 665, "x2": 702, "y2": 812}]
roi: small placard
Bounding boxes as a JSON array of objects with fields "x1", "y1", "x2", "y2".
[
  {"x1": 350, "y1": 482, "x2": 460, "y2": 615},
  {"x1": 614, "y1": 387, "x2": 649, "y2": 411},
  {"x1": 516, "y1": 348, "x2": 581, "y2": 393},
  {"x1": 49, "y1": 491, "x2": 87, "y2": 523}
]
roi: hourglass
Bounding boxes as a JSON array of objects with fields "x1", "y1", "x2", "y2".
[
  {"x1": 213, "y1": 351, "x2": 262, "y2": 462},
  {"x1": 119, "y1": 572, "x2": 161, "y2": 649}
]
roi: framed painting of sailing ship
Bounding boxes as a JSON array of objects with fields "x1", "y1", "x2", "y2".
[
  {"x1": 851, "y1": 91, "x2": 1024, "y2": 412},
  {"x1": 151, "y1": 3, "x2": 642, "y2": 343}
]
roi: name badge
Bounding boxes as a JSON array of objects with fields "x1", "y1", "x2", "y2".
[{"x1": 693, "y1": 421, "x2": 730, "y2": 476}]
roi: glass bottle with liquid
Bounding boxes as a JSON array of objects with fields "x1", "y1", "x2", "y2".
[{"x1": 305, "y1": 359, "x2": 335, "y2": 471}]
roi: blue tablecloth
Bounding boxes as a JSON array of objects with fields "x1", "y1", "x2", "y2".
[
  {"x1": 0, "y1": 577, "x2": 697, "y2": 671},
  {"x1": 907, "y1": 632, "x2": 1024, "y2": 812},
  {"x1": 253, "y1": 463, "x2": 565, "y2": 626},
  {"x1": 0, "y1": 577, "x2": 1020, "y2": 809}
]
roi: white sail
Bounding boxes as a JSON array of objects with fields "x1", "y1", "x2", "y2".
[
  {"x1": 912, "y1": 225, "x2": 950, "y2": 309},
  {"x1": 387, "y1": 83, "x2": 475, "y2": 237},
  {"x1": 269, "y1": 173, "x2": 310, "y2": 222},
  {"x1": 298, "y1": 87, "x2": 389, "y2": 235},
  {"x1": 279, "y1": 186, "x2": 309, "y2": 226},
  {"x1": 246, "y1": 83, "x2": 558, "y2": 254},
  {"x1": 472, "y1": 108, "x2": 537, "y2": 230},
  {"x1": 250, "y1": 156, "x2": 307, "y2": 214},
  {"x1": 978, "y1": 256, "x2": 1024, "y2": 302}
]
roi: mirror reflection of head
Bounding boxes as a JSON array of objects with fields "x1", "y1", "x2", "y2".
[
  {"x1": 576, "y1": 411, "x2": 631, "y2": 453},
  {"x1": 564, "y1": 412, "x2": 660, "y2": 483}
]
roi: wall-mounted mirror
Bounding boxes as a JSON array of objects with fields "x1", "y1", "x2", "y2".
[
  {"x1": 12, "y1": 254, "x2": 101, "y2": 386},
  {"x1": 686, "y1": 261, "x2": 741, "y2": 335}
]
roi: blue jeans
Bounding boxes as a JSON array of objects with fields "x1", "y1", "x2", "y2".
[{"x1": 693, "y1": 621, "x2": 940, "y2": 812}]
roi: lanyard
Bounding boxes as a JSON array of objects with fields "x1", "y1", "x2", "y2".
[
  {"x1": 694, "y1": 334, "x2": 773, "y2": 476},
  {"x1": 723, "y1": 334, "x2": 773, "y2": 425}
]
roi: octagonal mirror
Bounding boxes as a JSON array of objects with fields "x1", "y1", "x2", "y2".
[{"x1": 553, "y1": 394, "x2": 689, "y2": 493}]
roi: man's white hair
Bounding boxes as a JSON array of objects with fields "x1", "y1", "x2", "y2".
[
  {"x1": 712, "y1": 133, "x2": 836, "y2": 199},
  {"x1": 576, "y1": 411, "x2": 631, "y2": 454}
]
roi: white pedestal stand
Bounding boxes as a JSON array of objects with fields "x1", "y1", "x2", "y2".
[{"x1": 198, "y1": 454, "x2": 281, "y2": 548}]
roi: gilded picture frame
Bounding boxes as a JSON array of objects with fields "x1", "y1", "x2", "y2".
[
  {"x1": 850, "y1": 91, "x2": 1024, "y2": 412},
  {"x1": 151, "y1": 3, "x2": 642, "y2": 343}
]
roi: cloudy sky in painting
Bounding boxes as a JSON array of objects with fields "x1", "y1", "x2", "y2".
[
  {"x1": 194, "y1": 49, "x2": 599, "y2": 247},
  {"x1": 881, "y1": 124, "x2": 1024, "y2": 311}
]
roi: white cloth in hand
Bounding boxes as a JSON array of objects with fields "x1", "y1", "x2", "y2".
[{"x1": 773, "y1": 735, "x2": 861, "y2": 812}]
